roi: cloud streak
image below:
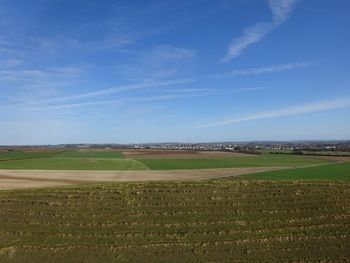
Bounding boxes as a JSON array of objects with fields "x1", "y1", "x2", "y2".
[
  {"x1": 0, "y1": 67, "x2": 83, "y2": 89},
  {"x1": 48, "y1": 78, "x2": 196, "y2": 102},
  {"x1": 118, "y1": 45, "x2": 195, "y2": 82},
  {"x1": 14, "y1": 87, "x2": 263, "y2": 112},
  {"x1": 215, "y1": 61, "x2": 311, "y2": 78},
  {"x1": 196, "y1": 98, "x2": 350, "y2": 128},
  {"x1": 221, "y1": 0, "x2": 298, "y2": 62},
  {"x1": 269, "y1": 0, "x2": 298, "y2": 24},
  {"x1": 0, "y1": 78, "x2": 196, "y2": 110},
  {"x1": 221, "y1": 22, "x2": 273, "y2": 62}
]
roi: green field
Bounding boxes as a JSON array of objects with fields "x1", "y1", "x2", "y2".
[
  {"x1": 0, "y1": 151, "x2": 334, "y2": 170},
  {"x1": 0, "y1": 180, "x2": 349, "y2": 262},
  {"x1": 0, "y1": 150, "x2": 140, "y2": 170},
  {"x1": 0, "y1": 158, "x2": 148, "y2": 170},
  {"x1": 242, "y1": 162, "x2": 350, "y2": 180},
  {"x1": 55, "y1": 151, "x2": 124, "y2": 158},
  {"x1": 137, "y1": 154, "x2": 331, "y2": 170},
  {"x1": 0, "y1": 151, "x2": 57, "y2": 161}
]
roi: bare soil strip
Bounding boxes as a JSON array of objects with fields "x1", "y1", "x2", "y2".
[{"x1": 0, "y1": 167, "x2": 283, "y2": 190}]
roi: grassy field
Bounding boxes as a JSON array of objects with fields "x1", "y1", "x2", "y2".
[
  {"x1": 137, "y1": 154, "x2": 331, "y2": 170},
  {"x1": 0, "y1": 151, "x2": 57, "y2": 161},
  {"x1": 55, "y1": 151, "x2": 124, "y2": 158},
  {"x1": 242, "y1": 162, "x2": 350, "y2": 180},
  {"x1": 0, "y1": 158, "x2": 148, "y2": 170},
  {"x1": 0, "y1": 151, "x2": 333, "y2": 170},
  {"x1": 0, "y1": 180, "x2": 349, "y2": 262}
]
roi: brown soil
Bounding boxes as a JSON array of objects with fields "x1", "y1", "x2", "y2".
[{"x1": 0, "y1": 167, "x2": 283, "y2": 190}]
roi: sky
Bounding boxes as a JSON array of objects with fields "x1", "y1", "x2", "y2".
[{"x1": 0, "y1": 0, "x2": 349, "y2": 144}]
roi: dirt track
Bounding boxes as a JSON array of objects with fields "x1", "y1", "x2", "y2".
[{"x1": 0, "y1": 167, "x2": 283, "y2": 190}]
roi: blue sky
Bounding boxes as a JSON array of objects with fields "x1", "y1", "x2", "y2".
[{"x1": 0, "y1": 0, "x2": 349, "y2": 144}]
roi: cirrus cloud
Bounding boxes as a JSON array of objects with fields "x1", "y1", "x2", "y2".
[{"x1": 221, "y1": 0, "x2": 298, "y2": 62}]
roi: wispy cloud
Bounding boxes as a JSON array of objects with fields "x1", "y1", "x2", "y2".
[
  {"x1": 0, "y1": 78, "x2": 195, "y2": 110},
  {"x1": 221, "y1": 22, "x2": 273, "y2": 62},
  {"x1": 150, "y1": 45, "x2": 195, "y2": 61},
  {"x1": 12, "y1": 86, "x2": 263, "y2": 112},
  {"x1": 268, "y1": 0, "x2": 298, "y2": 24},
  {"x1": 215, "y1": 61, "x2": 311, "y2": 78},
  {"x1": 0, "y1": 66, "x2": 84, "y2": 102},
  {"x1": 48, "y1": 78, "x2": 196, "y2": 102},
  {"x1": 0, "y1": 67, "x2": 82, "y2": 86},
  {"x1": 118, "y1": 45, "x2": 195, "y2": 82},
  {"x1": 25, "y1": 88, "x2": 212, "y2": 111},
  {"x1": 221, "y1": 0, "x2": 298, "y2": 62},
  {"x1": 128, "y1": 87, "x2": 262, "y2": 103},
  {"x1": 196, "y1": 98, "x2": 350, "y2": 128},
  {"x1": 25, "y1": 99, "x2": 123, "y2": 111}
]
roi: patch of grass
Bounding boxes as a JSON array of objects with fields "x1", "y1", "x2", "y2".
[
  {"x1": 137, "y1": 158, "x2": 238, "y2": 169},
  {"x1": 137, "y1": 154, "x2": 331, "y2": 170},
  {"x1": 55, "y1": 151, "x2": 124, "y2": 159},
  {"x1": 0, "y1": 158, "x2": 148, "y2": 170},
  {"x1": 241, "y1": 162, "x2": 350, "y2": 180},
  {"x1": 0, "y1": 180, "x2": 349, "y2": 262},
  {"x1": 0, "y1": 151, "x2": 57, "y2": 161},
  {"x1": 302, "y1": 151, "x2": 350, "y2": 156}
]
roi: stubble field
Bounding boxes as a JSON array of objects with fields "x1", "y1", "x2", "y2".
[{"x1": 0, "y1": 180, "x2": 349, "y2": 262}]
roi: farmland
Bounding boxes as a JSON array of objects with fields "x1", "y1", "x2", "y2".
[
  {"x1": 55, "y1": 151, "x2": 124, "y2": 159},
  {"x1": 136, "y1": 154, "x2": 330, "y2": 170},
  {"x1": 0, "y1": 167, "x2": 282, "y2": 190},
  {"x1": 0, "y1": 130, "x2": 347, "y2": 260},
  {"x1": 0, "y1": 158, "x2": 148, "y2": 170},
  {"x1": 0, "y1": 180, "x2": 349, "y2": 262},
  {"x1": 0, "y1": 149, "x2": 333, "y2": 171},
  {"x1": 242, "y1": 162, "x2": 350, "y2": 180},
  {"x1": 0, "y1": 149, "x2": 348, "y2": 190},
  {"x1": 0, "y1": 151, "x2": 57, "y2": 161},
  {"x1": 0, "y1": 148, "x2": 350, "y2": 261}
]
